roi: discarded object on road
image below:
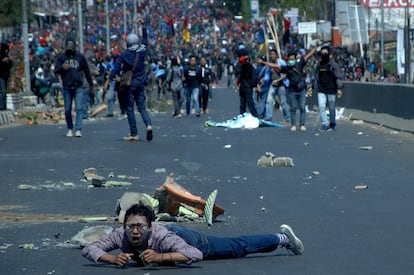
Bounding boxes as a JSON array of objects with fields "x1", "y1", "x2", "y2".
[
  {"x1": 257, "y1": 152, "x2": 294, "y2": 167},
  {"x1": 154, "y1": 175, "x2": 225, "y2": 222},
  {"x1": 70, "y1": 225, "x2": 114, "y2": 247},
  {"x1": 78, "y1": 216, "x2": 108, "y2": 223},
  {"x1": 91, "y1": 175, "x2": 106, "y2": 187},
  {"x1": 354, "y1": 185, "x2": 368, "y2": 190},
  {"x1": 83, "y1": 168, "x2": 97, "y2": 181},
  {"x1": 19, "y1": 243, "x2": 37, "y2": 250},
  {"x1": 116, "y1": 192, "x2": 159, "y2": 223},
  {"x1": 204, "y1": 189, "x2": 218, "y2": 227},
  {"x1": 359, "y1": 146, "x2": 373, "y2": 150},
  {"x1": 205, "y1": 113, "x2": 282, "y2": 129}
]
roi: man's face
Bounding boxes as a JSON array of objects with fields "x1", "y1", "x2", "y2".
[
  {"x1": 190, "y1": 57, "x2": 197, "y2": 66},
  {"x1": 200, "y1": 57, "x2": 207, "y2": 66},
  {"x1": 124, "y1": 214, "x2": 150, "y2": 248},
  {"x1": 270, "y1": 51, "x2": 277, "y2": 61}
]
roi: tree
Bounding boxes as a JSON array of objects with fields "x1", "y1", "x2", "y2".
[{"x1": 0, "y1": 1, "x2": 33, "y2": 27}]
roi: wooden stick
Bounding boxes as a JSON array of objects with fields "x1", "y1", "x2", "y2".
[{"x1": 270, "y1": 15, "x2": 281, "y2": 57}]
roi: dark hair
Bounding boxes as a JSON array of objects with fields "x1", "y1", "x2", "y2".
[
  {"x1": 270, "y1": 49, "x2": 277, "y2": 55},
  {"x1": 320, "y1": 46, "x2": 330, "y2": 53},
  {"x1": 287, "y1": 51, "x2": 297, "y2": 58},
  {"x1": 124, "y1": 204, "x2": 155, "y2": 226}
]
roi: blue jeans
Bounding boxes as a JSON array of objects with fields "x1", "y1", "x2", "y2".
[
  {"x1": 63, "y1": 87, "x2": 85, "y2": 131},
  {"x1": 185, "y1": 87, "x2": 200, "y2": 116},
  {"x1": 165, "y1": 225, "x2": 280, "y2": 259},
  {"x1": 288, "y1": 89, "x2": 306, "y2": 126},
  {"x1": 265, "y1": 85, "x2": 290, "y2": 121},
  {"x1": 0, "y1": 78, "x2": 6, "y2": 110},
  {"x1": 126, "y1": 85, "x2": 151, "y2": 136},
  {"x1": 318, "y1": 92, "x2": 336, "y2": 127},
  {"x1": 255, "y1": 88, "x2": 268, "y2": 119},
  {"x1": 106, "y1": 81, "x2": 116, "y2": 115}
]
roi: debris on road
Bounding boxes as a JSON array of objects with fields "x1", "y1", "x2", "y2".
[
  {"x1": 359, "y1": 146, "x2": 373, "y2": 150},
  {"x1": 155, "y1": 168, "x2": 166, "y2": 173},
  {"x1": 19, "y1": 243, "x2": 37, "y2": 250},
  {"x1": 354, "y1": 185, "x2": 368, "y2": 190},
  {"x1": 257, "y1": 152, "x2": 294, "y2": 167},
  {"x1": 70, "y1": 225, "x2": 114, "y2": 247}
]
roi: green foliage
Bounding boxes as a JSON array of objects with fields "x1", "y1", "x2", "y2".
[{"x1": 0, "y1": 1, "x2": 33, "y2": 27}]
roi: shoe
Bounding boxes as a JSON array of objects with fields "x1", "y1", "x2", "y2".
[
  {"x1": 66, "y1": 129, "x2": 74, "y2": 137},
  {"x1": 329, "y1": 123, "x2": 336, "y2": 131},
  {"x1": 280, "y1": 224, "x2": 304, "y2": 255},
  {"x1": 173, "y1": 113, "x2": 182, "y2": 119},
  {"x1": 118, "y1": 114, "x2": 127, "y2": 120},
  {"x1": 104, "y1": 113, "x2": 114, "y2": 117},
  {"x1": 319, "y1": 125, "x2": 330, "y2": 131},
  {"x1": 123, "y1": 135, "x2": 139, "y2": 141},
  {"x1": 75, "y1": 130, "x2": 82, "y2": 137},
  {"x1": 300, "y1": 125, "x2": 307, "y2": 132},
  {"x1": 290, "y1": 125, "x2": 297, "y2": 131},
  {"x1": 146, "y1": 126, "x2": 153, "y2": 141}
]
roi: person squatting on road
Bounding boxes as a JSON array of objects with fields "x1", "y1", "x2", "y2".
[
  {"x1": 258, "y1": 47, "x2": 317, "y2": 131},
  {"x1": 107, "y1": 18, "x2": 153, "y2": 142},
  {"x1": 54, "y1": 37, "x2": 94, "y2": 137},
  {"x1": 82, "y1": 204, "x2": 304, "y2": 268},
  {"x1": 235, "y1": 48, "x2": 258, "y2": 117},
  {"x1": 315, "y1": 46, "x2": 343, "y2": 131}
]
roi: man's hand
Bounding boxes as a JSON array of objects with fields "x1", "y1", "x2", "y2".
[
  {"x1": 139, "y1": 249, "x2": 162, "y2": 264},
  {"x1": 114, "y1": 252, "x2": 134, "y2": 267},
  {"x1": 136, "y1": 17, "x2": 144, "y2": 24},
  {"x1": 337, "y1": 89, "x2": 343, "y2": 98}
]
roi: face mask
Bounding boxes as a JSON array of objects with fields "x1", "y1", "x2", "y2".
[
  {"x1": 321, "y1": 53, "x2": 329, "y2": 63},
  {"x1": 287, "y1": 60, "x2": 296, "y2": 66}
]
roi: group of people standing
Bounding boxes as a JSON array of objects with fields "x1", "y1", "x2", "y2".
[
  {"x1": 54, "y1": 18, "x2": 153, "y2": 141},
  {"x1": 235, "y1": 44, "x2": 343, "y2": 132}
]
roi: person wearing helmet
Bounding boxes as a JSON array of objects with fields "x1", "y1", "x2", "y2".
[{"x1": 107, "y1": 18, "x2": 153, "y2": 142}]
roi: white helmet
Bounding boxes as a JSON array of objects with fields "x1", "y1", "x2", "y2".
[{"x1": 126, "y1": 33, "x2": 139, "y2": 47}]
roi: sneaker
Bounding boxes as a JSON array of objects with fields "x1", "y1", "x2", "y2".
[
  {"x1": 104, "y1": 113, "x2": 114, "y2": 117},
  {"x1": 329, "y1": 123, "x2": 336, "y2": 131},
  {"x1": 75, "y1": 130, "x2": 82, "y2": 137},
  {"x1": 146, "y1": 126, "x2": 153, "y2": 141},
  {"x1": 319, "y1": 125, "x2": 330, "y2": 131},
  {"x1": 123, "y1": 135, "x2": 139, "y2": 141},
  {"x1": 280, "y1": 224, "x2": 304, "y2": 255},
  {"x1": 66, "y1": 129, "x2": 74, "y2": 137},
  {"x1": 290, "y1": 125, "x2": 297, "y2": 131},
  {"x1": 300, "y1": 125, "x2": 307, "y2": 132},
  {"x1": 118, "y1": 114, "x2": 127, "y2": 120}
]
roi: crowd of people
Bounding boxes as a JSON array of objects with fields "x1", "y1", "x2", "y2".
[{"x1": 0, "y1": 0, "x2": 402, "y2": 136}]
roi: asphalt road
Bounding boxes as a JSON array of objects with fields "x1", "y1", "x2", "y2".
[{"x1": 1, "y1": 85, "x2": 414, "y2": 275}]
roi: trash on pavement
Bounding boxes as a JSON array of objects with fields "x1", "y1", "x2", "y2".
[
  {"x1": 359, "y1": 146, "x2": 373, "y2": 150},
  {"x1": 257, "y1": 152, "x2": 294, "y2": 167},
  {"x1": 78, "y1": 217, "x2": 108, "y2": 223},
  {"x1": 19, "y1": 243, "x2": 37, "y2": 250},
  {"x1": 354, "y1": 185, "x2": 368, "y2": 190},
  {"x1": 70, "y1": 225, "x2": 114, "y2": 247}
]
